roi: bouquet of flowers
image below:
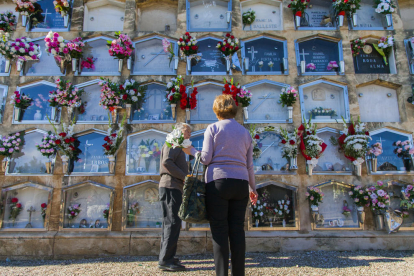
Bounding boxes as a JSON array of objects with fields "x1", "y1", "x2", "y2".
[
  {"x1": 119, "y1": 79, "x2": 147, "y2": 105},
  {"x1": 393, "y1": 140, "x2": 414, "y2": 158},
  {"x1": 251, "y1": 198, "x2": 268, "y2": 224},
  {"x1": 242, "y1": 10, "x2": 256, "y2": 27},
  {"x1": 373, "y1": 35, "x2": 394, "y2": 65},
  {"x1": 249, "y1": 125, "x2": 275, "y2": 160},
  {"x1": 374, "y1": 0, "x2": 396, "y2": 14},
  {"x1": 99, "y1": 78, "x2": 121, "y2": 112},
  {"x1": 44, "y1": 31, "x2": 69, "y2": 60},
  {"x1": 107, "y1": 32, "x2": 134, "y2": 60},
  {"x1": 298, "y1": 117, "x2": 327, "y2": 167},
  {"x1": 10, "y1": 90, "x2": 32, "y2": 109},
  {"x1": 279, "y1": 127, "x2": 299, "y2": 160},
  {"x1": 306, "y1": 186, "x2": 324, "y2": 206},
  {"x1": 368, "y1": 181, "x2": 390, "y2": 213},
  {"x1": 103, "y1": 203, "x2": 110, "y2": 220},
  {"x1": 306, "y1": 63, "x2": 316, "y2": 71},
  {"x1": 335, "y1": 117, "x2": 371, "y2": 167},
  {"x1": 53, "y1": 0, "x2": 70, "y2": 17},
  {"x1": 237, "y1": 87, "x2": 252, "y2": 107},
  {"x1": 66, "y1": 37, "x2": 84, "y2": 59},
  {"x1": 279, "y1": 86, "x2": 298, "y2": 107},
  {"x1": 13, "y1": 0, "x2": 38, "y2": 17},
  {"x1": 10, "y1": 36, "x2": 40, "y2": 62},
  {"x1": 165, "y1": 127, "x2": 192, "y2": 149},
  {"x1": 0, "y1": 132, "x2": 23, "y2": 158},
  {"x1": 332, "y1": 0, "x2": 361, "y2": 15},
  {"x1": 401, "y1": 183, "x2": 414, "y2": 209},
  {"x1": 367, "y1": 142, "x2": 383, "y2": 158},
  {"x1": 165, "y1": 75, "x2": 186, "y2": 105},
  {"x1": 216, "y1": 33, "x2": 240, "y2": 57},
  {"x1": 222, "y1": 78, "x2": 240, "y2": 106},
  {"x1": 102, "y1": 113, "x2": 127, "y2": 156},
  {"x1": 327, "y1": 60, "x2": 339, "y2": 71},
  {"x1": 50, "y1": 120, "x2": 82, "y2": 160},
  {"x1": 40, "y1": 203, "x2": 47, "y2": 220},
  {"x1": 179, "y1": 81, "x2": 198, "y2": 110},
  {"x1": 309, "y1": 107, "x2": 337, "y2": 118},
  {"x1": 349, "y1": 185, "x2": 371, "y2": 207},
  {"x1": 35, "y1": 131, "x2": 57, "y2": 159},
  {"x1": 0, "y1": 40, "x2": 14, "y2": 61},
  {"x1": 48, "y1": 79, "x2": 83, "y2": 109},
  {"x1": 0, "y1": 11, "x2": 17, "y2": 35},
  {"x1": 287, "y1": 0, "x2": 309, "y2": 18},
  {"x1": 351, "y1": 38, "x2": 366, "y2": 57},
  {"x1": 81, "y1": 56, "x2": 96, "y2": 70},
  {"x1": 67, "y1": 204, "x2": 81, "y2": 220},
  {"x1": 9, "y1": 197, "x2": 22, "y2": 224},
  {"x1": 178, "y1": 32, "x2": 198, "y2": 58},
  {"x1": 274, "y1": 199, "x2": 291, "y2": 219},
  {"x1": 162, "y1": 38, "x2": 175, "y2": 66}
]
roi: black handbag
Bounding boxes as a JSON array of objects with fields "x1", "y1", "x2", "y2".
[{"x1": 178, "y1": 154, "x2": 208, "y2": 223}]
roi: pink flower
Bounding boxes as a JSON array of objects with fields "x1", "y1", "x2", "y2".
[
  {"x1": 377, "y1": 181, "x2": 383, "y2": 186},
  {"x1": 310, "y1": 196, "x2": 314, "y2": 201},
  {"x1": 396, "y1": 141, "x2": 401, "y2": 145}
]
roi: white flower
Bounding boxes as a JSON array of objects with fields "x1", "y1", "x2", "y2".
[
  {"x1": 259, "y1": 212, "x2": 263, "y2": 216},
  {"x1": 182, "y1": 139, "x2": 192, "y2": 148},
  {"x1": 132, "y1": 96, "x2": 138, "y2": 102},
  {"x1": 58, "y1": 36, "x2": 64, "y2": 42},
  {"x1": 51, "y1": 49, "x2": 57, "y2": 55},
  {"x1": 167, "y1": 82, "x2": 173, "y2": 88},
  {"x1": 19, "y1": 48, "x2": 25, "y2": 53},
  {"x1": 60, "y1": 43, "x2": 65, "y2": 48}
]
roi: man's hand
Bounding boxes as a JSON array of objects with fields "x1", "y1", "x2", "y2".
[{"x1": 182, "y1": 146, "x2": 194, "y2": 155}]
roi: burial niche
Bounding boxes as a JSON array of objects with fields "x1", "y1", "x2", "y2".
[
  {"x1": 29, "y1": 0, "x2": 71, "y2": 32},
  {"x1": 186, "y1": 0, "x2": 232, "y2": 32},
  {"x1": 353, "y1": 38, "x2": 396, "y2": 74},
  {"x1": 188, "y1": 81, "x2": 222, "y2": 123},
  {"x1": 189, "y1": 37, "x2": 227, "y2": 75},
  {"x1": 137, "y1": 1, "x2": 177, "y2": 32},
  {"x1": 83, "y1": 0, "x2": 126, "y2": 32},
  {"x1": 240, "y1": 0, "x2": 283, "y2": 31}
]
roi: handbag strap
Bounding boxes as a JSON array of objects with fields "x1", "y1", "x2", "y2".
[{"x1": 191, "y1": 153, "x2": 202, "y2": 178}]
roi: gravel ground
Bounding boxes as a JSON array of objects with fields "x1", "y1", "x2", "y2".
[{"x1": 0, "y1": 250, "x2": 413, "y2": 276}]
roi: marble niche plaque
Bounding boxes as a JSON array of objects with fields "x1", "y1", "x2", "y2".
[
  {"x1": 254, "y1": 131, "x2": 288, "y2": 174},
  {"x1": 242, "y1": 37, "x2": 285, "y2": 74},
  {"x1": 351, "y1": 0, "x2": 392, "y2": 30},
  {"x1": 29, "y1": 0, "x2": 70, "y2": 31},
  {"x1": 314, "y1": 183, "x2": 359, "y2": 229},
  {"x1": 72, "y1": 132, "x2": 110, "y2": 174},
  {"x1": 138, "y1": 3, "x2": 177, "y2": 32},
  {"x1": 83, "y1": 0, "x2": 126, "y2": 32},
  {"x1": 189, "y1": 83, "x2": 222, "y2": 123},
  {"x1": 357, "y1": 84, "x2": 399, "y2": 122},
  {"x1": 190, "y1": 38, "x2": 227, "y2": 75},
  {"x1": 132, "y1": 38, "x2": 177, "y2": 75},
  {"x1": 76, "y1": 82, "x2": 111, "y2": 124},
  {"x1": 240, "y1": 0, "x2": 282, "y2": 31},
  {"x1": 354, "y1": 43, "x2": 391, "y2": 74},
  {"x1": 187, "y1": 0, "x2": 231, "y2": 32},
  {"x1": 298, "y1": 0, "x2": 336, "y2": 29}
]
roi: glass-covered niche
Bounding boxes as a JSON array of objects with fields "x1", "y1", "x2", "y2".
[
  {"x1": 405, "y1": 38, "x2": 414, "y2": 75},
  {"x1": 71, "y1": 130, "x2": 111, "y2": 175},
  {"x1": 126, "y1": 129, "x2": 167, "y2": 175},
  {"x1": 254, "y1": 131, "x2": 291, "y2": 174},
  {"x1": 13, "y1": 81, "x2": 60, "y2": 124},
  {"x1": 22, "y1": 37, "x2": 65, "y2": 76},
  {"x1": 75, "y1": 80, "x2": 111, "y2": 124},
  {"x1": 83, "y1": 0, "x2": 125, "y2": 31},
  {"x1": 357, "y1": 84, "x2": 400, "y2": 122},
  {"x1": 295, "y1": 36, "x2": 343, "y2": 76},
  {"x1": 313, "y1": 181, "x2": 361, "y2": 229},
  {"x1": 249, "y1": 181, "x2": 297, "y2": 230},
  {"x1": 299, "y1": 79, "x2": 350, "y2": 123},
  {"x1": 77, "y1": 36, "x2": 120, "y2": 76},
  {"x1": 1, "y1": 182, "x2": 53, "y2": 230},
  {"x1": 130, "y1": 82, "x2": 174, "y2": 123},
  {"x1": 131, "y1": 36, "x2": 178, "y2": 75},
  {"x1": 295, "y1": 0, "x2": 336, "y2": 30},
  {"x1": 353, "y1": 38, "x2": 396, "y2": 74},
  {"x1": 0, "y1": 84, "x2": 8, "y2": 124},
  {"x1": 137, "y1": 2, "x2": 177, "y2": 32},
  {"x1": 348, "y1": 0, "x2": 393, "y2": 30},
  {"x1": 186, "y1": 0, "x2": 232, "y2": 32},
  {"x1": 189, "y1": 37, "x2": 227, "y2": 75},
  {"x1": 313, "y1": 128, "x2": 352, "y2": 174},
  {"x1": 189, "y1": 82, "x2": 222, "y2": 123},
  {"x1": 387, "y1": 180, "x2": 414, "y2": 229},
  {"x1": 244, "y1": 80, "x2": 290, "y2": 123},
  {"x1": 240, "y1": 0, "x2": 283, "y2": 31},
  {"x1": 29, "y1": 0, "x2": 71, "y2": 32},
  {"x1": 6, "y1": 129, "x2": 56, "y2": 175},
  {"x1": 61, "y1": 181, "x2": 114, "y2": 230},
  {"x1": 368, "y1": 128, "x2": 412, "y2": 174},
  {"x1": 122, "y1": 180, "x2": 162, "y2": 229},
  {"x1": 241, "y1": 36, "x2": 287, "y2": 75}
]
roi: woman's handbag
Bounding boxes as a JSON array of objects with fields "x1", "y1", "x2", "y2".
[{"x1": 178, "y1": 154, "x2": 208, "y2": 223}]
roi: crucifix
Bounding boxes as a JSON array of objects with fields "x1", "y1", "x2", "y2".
[
  {"x1": 252, "y1": 92, "x2": 276, "y2": 112},
  {"x1": 41, "y1": 9, "x2": 52, "y2": 24},
  {"x1": 25, "y1": 206, "x2": 36, "y2": 228},
  {"x1": 247, "y1": 47, "x2": 258, "y2": 71},
  {"x1": 144, "y1": 49, "x2": 167, "y2": 67},
  {"x1": 300, "y1": 48, "x2": 310, "y2": 63},
  {"x1": 375, "y1": 137, "x2": 385, "y2": 145},
  {"x1": 83, "y1": 140, "x2": 94, "y2": 170}
]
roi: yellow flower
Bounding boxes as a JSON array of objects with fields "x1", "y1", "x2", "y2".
[
  {"x1": 154, "y1": 143, "x2": 158, "y2": 147},
  {"x1": 141, "y1": 154, "x2": 147, "y2": 157},
  {"x1": 148, "y1": 151, "x2": 153, "y2": 155}
]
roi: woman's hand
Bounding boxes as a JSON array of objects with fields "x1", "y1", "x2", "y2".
[
  {"x1": 182, "y1": 146, "x2": 194, "y2": 156},
  {"x1": 250, "y1": 190, "x2": 258, "y2": 205}
]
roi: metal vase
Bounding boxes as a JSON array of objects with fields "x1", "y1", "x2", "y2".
[
  {"x1": 72, "y1": 58, "x2": 78, "y2": 73},
  {"x1": 289, "y1": 156, "x2": 298, "y2": 170},
  {"x1": 310, "y1": 205, "x2": 319, "y2": 223},
  {"x1": 287, "y1": 106, "x2": 293, "y2": 120},
  {"x1": 295, "y1": 15, "x2": 301, "y2": 28},
  {"x1": 357, "y1": 206, "x2": 365, "y2": 224},
  {"x1": 170, "y1": 103, "x2": 176, "y2": 119},
  {"x1": 1, "y1": 157, "x2": 9, "y2": 172},
  {"x1": 16, "y1": 59, "x2": 24, "y2": 72},
  {"x1": 374, "y1": 213, "x2": 384, "y2": 231},
  {"x1": 371, "y1": 158, "x2": 378, "y2": 173},
  {"x1": 283, "y1": 58, "x2": 288, "y2": 73},
  {"x1": 354, "y1": 163, "x2": 362, "y2": 176},
  {"x1": 21, "y1": 15, "x2": 27, "y2": 27},
  {"x1": 307, "y1": 163, "x2": 313, "y2": 176},
  {"x1": 339, "y1": 61, "x2": 345, "y2": 74},
  {"x1": 55, "y1": 57, "x2": 66, "y2": 74},
  {"x1": 187, "y1": 57, "x2": 192, "y2": 72},
  {"x1": 14, "y1": 107, "x2": 21, "y2": 121},
  {"x1": 64, "y1": 15, "x2": 69, "y2": 27},
  {"x1": 338, "y1": 15, "x2": 344, "y2": 27},
  {"x1": 45, "y1": 161, "x2": 52, "y2": 174},
  {"x1": 108, "y1": 155, "x2": 115, "y2": 174},
  {"x1": 5, "y1": 58, "x2": 11, "y2": 73},
  {"x1": 243, "y1": 107, "x2": 248, "y2": 120},
  {"x1": 226, "y1": 11, "x2": 231, "y2": 23},
  {"x1": 61, "y1": 155, "x2": 69, "y2": 174},
  {"x1": 352, "y1": 13, "x2": 358, "y2": 27},
  {"x1": 127, "y1": 57, "x2": 132, "y2": 70},
  {"x1": 226, "y1": 58, "x2": 231, "y2": 73},
  {"x1": 185, "y1": 108, "x2": 190, "y2": 122},
  {"x1": 174, "y1": 56, "x2": 179, "y2": 70},
  {"x1": 300, "y1": 60, "x2": 305, "y2": 74},
  {"x1": 118, "y1": 59, "x2": 124, "y2": 72},
  {"x1": 125, "y1": 104, "x2": 132, "y2": 119},
  {"x1": 386, "y1": 14, "x2": 392, "y2": 27},
  {"x1": 244, "y1": 57, "x2": 249, "y2": 72}
]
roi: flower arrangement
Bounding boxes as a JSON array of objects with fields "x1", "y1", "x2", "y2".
[
  {"x1": 222, "y1": 78, "x2": 240, "y2": 106},
  {"x1": 248, "y1": 125, "x2": 276, "y2": 160},
  {"x1": 13, "y1": 0, "x2": 38, "y2": 17},
  {"x1": 102, "y1": 113, "x2": 127, "y2": 156},
  {"x1": 10, "y1": 36, "x2": 40, "y2": 61},
  {"x1": 0, "y1": 11, "x2": 17, "y2": 35},
  {"x1": 279, "y1": 127, "x2": 299, "y2": 159},
  {"x1": 0, "y1": 132, "x2": 23, "y2": 158},
  {"x1": 251, "y1": 198, "x2": 268, "y2": 223},
  {"x1": 327, "y1": 60, "x2": 339, "y2": 71},
  {"x1": 67, "y1": 204, "x2": 81, "y2": 220},
  {"x1": 178, "y1": 32, "x2": 198, "y2": 58},
  {"x1": 179, "y1": 81, "x2": 198, "y2": 110},
  {"x1": 309, "y1": 107, "x2": 337, "y2": 118},
  {"x1": 40, "y1": 203, "x2": 47, "y2": 220},
  {"x1": 107, "y1": 32, "x2": 134, "y2": 59},
  {"x1": 165, "y1": 127, "x2": 192, "y2": 149},
  {"x1": 50, "y1": 120, "x2": 82, "y2": 160},
  {"x1": 80, "y1": 56, "x2": 96, "y2": 70},
  {"x1": 35, "y1": 131, "x2": 57, "y2": 159},
  {"x1": 162, "y1": 38, "x2": 175, "y2": 66},
  {"x1": 349, "y1": 185, "x2": 371, "y2": 207},
  {"x1": 332, "y1": 0, "x2": 361, "y2": 15},
  {"x1": 306, "y1": 63, "x2": 316, "y2": 71},
  {"x1": 67, "y1": 37, "x2": 84, "y2": 59},
  {"x1": 401, "y1": 183, "x2": 414, "y2": 209},
  {"x1": 53, "y1": 0, "x2": 70, "y2": 17},
  {"x1": 351, "y1": 38, "x2": 366, "y2": 57},
  {"x1": 374, "y1": 0, "x2": 396, "y2": 14},
  {"x1": 0, "y1": 40, "x2": 14, "y2": 60},
  {"x1": 373, "y1": 35, "x2": 394, "y2": 65},
  {"x1": 306, "y1": 186, "x2": 324, "y2": 206},
  {"x1": 393, "y1": 140, "x2": 414, "y2": 158},
  {"x1": 237, "y1": 87, "x2": 252, "y2": 107},
  {"x1": 44, "y1": 31, "x2": 69, "y2": 59},
  {"x1": 368, "y1": 181, "x2": 390, "y2": 213},
  {"x1": 119, "y1": 79, "x2": 147, "y2": 105},
  {"x1": 165, "y1": 76, "x2": 186, "y2": 105},
  {"x1": 242, "y1": 10, "x2": 256, "y2": 27},
  {"x1": 99, "y1": 78, "x2": 121, "y2": 112},
  {"x1": 367, "y1": 142, "x2": 383, "y2": 158},
  {"x1": 287, "y1": 0, "x2": 310, "y2": 18},
  {"x1": 279, "y1": 86, "x2": 298, "y2": 107},
  {"x1": 10, "y1": 90, "x2": 32, "y2": 109},
  {"x1": 103, "y1": 203, "x2": 110, "y2": 220},
  {"x1": 298, "y1": 117, "x2": 327, "y2": 165},
  {"x1": 9, "y1": 197, "x2": 22, "y2": 224},
  {"x1": 274, "y1": 199, "x2": 290, "y2": 219},
  {"x1": 216, "y1": 33, "x2": 240, "y2": 57},
  {"x1": 48, "y1": 79, "x2": 83, "y2": 109}
]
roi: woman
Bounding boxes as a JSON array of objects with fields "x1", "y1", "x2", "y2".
[{"x1": 183, "y1": 94, "x2": 257, "y2": 276}]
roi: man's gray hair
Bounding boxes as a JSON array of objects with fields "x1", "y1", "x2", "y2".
[{"x1": 175, "y1": 122, "x2": 192, "y2": 132}]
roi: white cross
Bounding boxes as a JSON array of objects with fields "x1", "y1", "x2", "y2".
[
  {"x1": 147, "y1": 88, "x2": 164, "y2": 109},
  {"x1": 300, "y1": 48, "x2": 310, "y2": 63},
  {"x1": 41, "y1": 9, "x2": 52, "y2": 23},
  {"x1": 143, "y1": 49, "x2": 167, "y2": 67},
  {"x1": 248, "y1": 46, "x2": 258, "y2": 61},
  {"x1": 252, "y1": 93, "x2": 276, "y2": 112},
  {"x1": 194, "y1": 139, "x2": 203, "y2": 151}
]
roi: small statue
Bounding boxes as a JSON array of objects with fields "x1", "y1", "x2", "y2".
[
  {"x1": 79, "y1": 219, "x2": 87, "y2": 228},
  {"x1": 95, "y1": 219, "x2": 101, "y2": 228}
]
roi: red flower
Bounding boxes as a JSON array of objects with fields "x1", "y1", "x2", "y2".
[
  {"x1": 288, "y1": 4, "x2": 291, "y2": 7},
  {"x1": 11, "y1": 198, "x2": 18, "y2": 203},
  {"x1": 230, "y1": 46, "x2": 234, "y2": 50},
  {"x1": 104, "y1": 136, "x2": 110, "y2": 142},
  {"x1": 180, "y1": 47, "x2": 184, "y2": 51},
  {"x1": 281, "y1": 140, "x2": 287, "y2": 144},
  {"x1": 105, "y1": 145, "x2": 111, "y2": 151},
  {"x1": 306, "y1": 131, "x2": 311, "y2": 135},
  {"x1": 16, "y1": 99, "x2": 21, "y2": 103},
  {"x1": 231, "y1": 35, "x2": 234, "y2": 39},
  {"x1": 185, "y1": 32, "x2": 190, "y2": 36},
  {"x1": 59, "y1": 132, "x2": 67, "y2": 137},
  {"x1": 254, "y1": 134, "x2": 260, "y2": 139},
  {"x1": 234, "y1": 46, "x2": 239, "y2": 51},
  {"x1": 185, "y1": 46, "x2": 190, "y2": 50},
  {"x1": 226, "y1": 33, "x2": 230, "y2": 37},
  {"x1": 191, "y1": 45, "x2": 197, "y2": 50},
  {"x1": 119, "y1": 85, "x2": 124, "y2": 90},
  {"x1": 111, "y1": 133, "x2": 117, "y2": 137},
  {"x1": 289, "y1": 140, "x2": 295, "y2": 145},
  {"x1": 365, "y1": 131, "x2": 369, "y2": 135},
  {"x1": 64, "y1": 138, "x2": 71, "y2": 144},
  {"x1": 122, "y1": 94, "x2": 128, "y2": 100},
  {"x1": 70, "y1": 137, "x2": 75, "y2": 143},
  {"x1": 16, "y1": 203, "x2": 22, "y2": 208},
  {"x1": 55, "y1": 139, "x2": 61, "y2": 145},
  {"x1": 221, "y1": 47, "x2": 226, "y2": 51},
  {"x1": 179, "y1": 38, "x2": 183, "y2": 42},
  {"x1": 69, "y1": 145, "x2": 75, "y2": 151},
  {"x1": 41, "y1": 203, "x2": 47, "y2": 208}
]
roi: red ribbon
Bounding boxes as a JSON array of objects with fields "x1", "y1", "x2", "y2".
[{"x1": 298, "y1": 124, "x2": 327, "y2": 161}]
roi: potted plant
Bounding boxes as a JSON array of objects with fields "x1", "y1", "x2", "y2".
[
  {"x1": 0, "y1": 11, "x2": 17, "y2": 52},
  {"x1": 44, "y1": 31, "x2": 70, "y2": 73},
  {"x1": 401, "y1": 183, "x2": 414, "y2": 210},
  {"x1": 179, "y1": 81, "x2": 197, "y2": 122},
  {"x1": 368, "y1": 181, "x2": 390, "y2": 230},
  {"x1": 274, "y1": 199, "x2": 291, "y2": 227},
  {"x1": 67, "y1": 204, "x2": 81, "y2": 228},
  {"x1": 393, "y1": 140, "x2": 414, "y2": 172},
  {"x1": 0, "y1": 40, "x2": 14, "y2": 73},
  {"x1": 107, "y1": 31, "x2": 134, "y2": 72},
  {"x1": 373, "y1": 35, "x2": 394, "y2": 66},
  {"x1": 35, "y1": 131, "x2": 58, "y2": 174},
  {"x1": 367, "y1": 142, "x2": 383, "y2": 172},
  {"x1": 102, "y1": 113, "x2": 127, "y2": 174},
  {"x1": 305, "y1": 187, "x2": 324, "y2": 223},
  {"x1": 279, "y1": 86, "x2": 298, "y2": 121},
  {"x1": 351, "y1": 37, "x2": 366, "y2": 57},
  {"x1": 53, "y1": 0, "x2": 71, "y2": 27},
  {"x1": 332, "y1": 0, "x2": 361, "y2": 27},
  {"x1": 216, "y1": 33, "x2": 241, "y2": 73},
  {"x1": 237, "y1": 87, "x2": 252, "y2": 121},
  {"x1": 165, "y1": 76, "x2": 186, "y2": 119},
  {"x1": 119, "y1": 79, "x2": 147, "y2": 119},
  {"x1": 349, "y1": 185, "x2": 371, "y2": 224},
  {"x1": 66, "y1": 37, "x2": 85, "y2": 73}
]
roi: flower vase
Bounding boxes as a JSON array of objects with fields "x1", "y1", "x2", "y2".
[
  {"x1": 339, "y1": 60, "x2": 345, "y2": 74},
  {"x1": 72, "y1": 58, "x2": 78, "y2": 73},
  {"x1": 144, "y1": 158, "x2": 151, "y2": 173},
  {"x1": 354, "y1": 163, "x2": 362, "y2": 176},
  {"x1": 371, "y1": 158, "x2": 378, "y2": 173},
  {"x1": 16, "y1": 59, "x2": 24, "y2": 72},
  {"x1": 34, "y1": 110, "x2": 42, "y2": 120},
  {"x1": 118, "y1": 59, "x2": 124, "y2": 72},
  {"x1": 300, "y1": 60, "x2": 305, "y2": 74},
  {"x1": 174, "y1": 56, "x2": 179, "y2": 70},
  {"x1": 45, "y1": 161, "x2": 52, "y2": 174},
  {"x1": 155, "y1": 158, "x2": 160, "y2": 174},
  {"x1": 127, "y1": 57, "x2": 132, "y2": 70},
  {"x1": 12, "y1": 218, "x2": 16, "y2": 227},
  {"x1": 61, "y1": 155, "x2": 69, "y2": 174},
  {"x1": 374, "y1": 213, "x2": 384, "y2": 231},
  {"x1": 307, "y1": 163, "x2": 313, "y2": 176},
  {"x1": 1, "y1": 157, "x2": 9, "y2": 172},
  {"x1": 295, "y1": 15, "x2": 301, "y2": 27},
  {"x1": 225, "y1": 56, "x2": 231, "y2": 73},
  {"x1": 21, "y1": 15, "x2": 27, "y2": 27},
  {"x1": 310, "y1": 205, "x2": 319, "y2": 223},
  {"x1": 287, "y1": 106, "x2": 293, "y2": 121},
  {"x1": 282, "y1": 219, "x2": 286, "y2": 228},
  {"x1": 54, "y1": 56, "x2": 66, "y2": 74},
  {"x1": 111, "y1": 109, "x2": 117, "y2": 124},
  {"x1": 352, "y1": 13, "x2": 358, "y2": 27},
  {"x1": 187, "y1": 57, "x2": 192, "y2": 72},
  {"x1": 185, "y1": 108, "x2": 190, "y2": 122},
  {"x1": 125, "y1": 104, "x2": 132, "y2": 119},
  {"x1": 357, "y1": 206, "x2": 365, "y2": 224},
  {"x1": 108, "y1": 155, "x2": 115, "y2": 174},
  {"x1": 67, "y1": 106, "x2": 74, "y2": 121},
  {"x1": 64, "y1": 15, "x2": 69, "y2": 27},
  {"x1": 170, "y1": 103, "x2": 176, "y2": 119},
  {"x1": 243, "y1": 107, "x2": 248, "y2": 120},
  {"x1": 255, "y1": 219, "x2": 259, "y2": 227},
  {"x1": 14, "y1": 107, "x2": 21, "y2": 121},
  {"x1": 403, "y1": 156, "x2": 413, "y2": 172},
  {"x1": 338, "y1": 14, "x2": 344, "y2": 27},
  {"x1": 288, "y1": 156, "x2": 298, "y2": 170},
  {"x1": 385, "y1": 14, "x2": 392, "y2": 27},
  {"x1": 5, "y1": 58, "x2": 11, "y2": 73}
]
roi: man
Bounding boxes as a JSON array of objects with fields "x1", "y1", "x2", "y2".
[{"x1": 158, "y1": 123, "x2": 192, "y2": 272}]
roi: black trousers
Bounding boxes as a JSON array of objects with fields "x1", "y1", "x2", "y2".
[
  {"x1": 206, "y1": 178, "x2": 249, "y2": 276},
  {"x1": 159, "y1": 187, "x2": 182, "y2": 265}
]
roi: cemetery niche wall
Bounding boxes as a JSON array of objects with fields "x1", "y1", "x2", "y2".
[
  {"x1": 294, "y1": 0, "x2": 337, "y2": 30},
  {"x1": 83, "y1": 0, "x2": 126, "y2": 32},
  {"x1": 28, "y1": 0, "x2": 71, "y2": 32},
  {"x1": 125, "y1": 129, "x2": 167, "y2": 175},
  {"x1": 0, "y1": 84, "x2": 7, "y2": 124},
  {"x1": 295, "y1": 35, "x2": 344, "y2": 76},
  {"x1": 137, "y1": 0, "x2": 178, "y2": 32},
  {"x1": 241, "y1": 35, "x2": 288, "y2": 75},
  {"x1": 240, "y1": 0, "x2": 283, "y2": 31},
  {"x1": 348, "y1": 0, "x2": 394, "y2": 30},
  {"x1": 0, "y1": 182, "x2": 53, "y2": 230},
  {"x1": 243, "y1": 80, "x2": 290, "y2": 123},
  {"x1": 122, "y1": 180, "x2": 163, "y2": 230},
  {"x1": 60, "y1": 180, "x2": 114, "y2": 230},
  {"x1": 188, "y1": 81, "x2": 222, "y2": 123},
  {"x1": 356, "y1": 83, "x2": 400, "y2": 123},
  {"x1": 404, "y1": 38, "x2": 414, "y2": 75},
  {"x1": 298, "y1": 79, "x2": 350, "y2": 124},
  {"x1": 188, "y1": 36, "x2": 228, "y2": 75},
  {"x1": 387, "y1": 180, "x2": 414, "y2": 229},
  {"x1": 186, "y1": 0, "x2": 232, "y2": 32}
]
